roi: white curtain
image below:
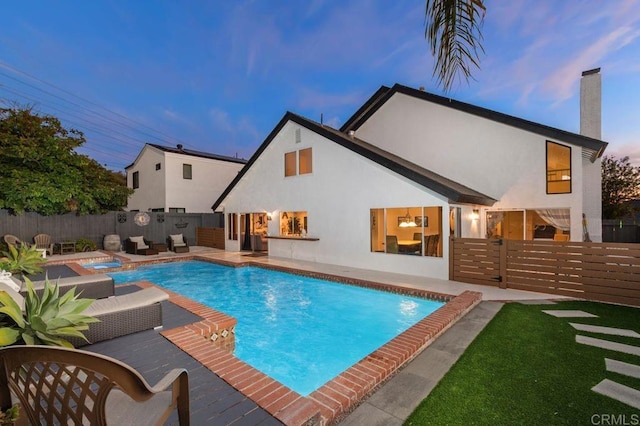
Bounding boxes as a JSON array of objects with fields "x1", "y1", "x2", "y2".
[{"x1": 535, "y1": 209, "x2": 570, "y2": 231}]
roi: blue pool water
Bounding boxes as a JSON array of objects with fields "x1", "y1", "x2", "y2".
[
  {"x1": 109, "y1": 261, "x2": 443, "y2": 396},
  {"x1": 84, "y1": 260, "x2": 122, "y2": 270}
]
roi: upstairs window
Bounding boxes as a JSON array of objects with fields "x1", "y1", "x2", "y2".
[
  {"x1": 299, "y1": 148, "x2": 313, "y2": 174},
  {"x1": 284, "y1": 148, "x2": 313, "y2": 176},
  {"x1": 285, "y1": 152, "x2": 297, "y2": 177},
  {"x1": 155, "y1": 163, "x2": 161, "y2": 170},
  {"x1": 132, "y1": 171, "x2": 139, "y2": 189},
  {"x1": 546, "y1": 141, "x2": 571, "y2": 194},
  {"x1": 183, "y1": 163, "x2": 192, "y2": 180}
]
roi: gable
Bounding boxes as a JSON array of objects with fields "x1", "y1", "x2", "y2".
[
  {"x1": 342, "y1": 84, "x2": 608, "y2": 162},
  {"x1": 212, "y1": 112, "x2": 496, "y2": 211}
]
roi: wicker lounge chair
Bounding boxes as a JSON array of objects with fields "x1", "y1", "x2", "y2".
[
  {"x1": 33, "y1": 233, "x2": 54, "y2": 256},
  {"x1": 167, "y1": 233, "x2": 189, "y2": 253},
  {"x1": 21, "y1": 273, "x2": 115, "y2": 299},
  {"x1": 125, "y1": 236, "x2": 159, "y2": 255},
  {"x1": 0, "y1": 345, "x2": 189, "y2": 425}
]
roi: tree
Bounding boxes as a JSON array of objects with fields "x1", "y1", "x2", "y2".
[
  {"x1": 601, "y1": 155, "x2": 640, "y2": 219},
  {"x1": 424, "y1": 0, "x2": 486, "y2": 92},
  {"x1": 0, "y1": 107, "x2": 133, "y2": 215}
]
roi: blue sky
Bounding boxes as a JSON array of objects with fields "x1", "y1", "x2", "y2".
[{"x1": 1, "y1": 1, "x2": 639, "y2": 171}]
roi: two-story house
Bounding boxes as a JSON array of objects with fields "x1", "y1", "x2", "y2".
[
  {"x1": 126, "y1": 143, "x2": 246, "y2": 213},
  {"x1": 212, "y1": 71, "x2": 608, "y2": 279}
]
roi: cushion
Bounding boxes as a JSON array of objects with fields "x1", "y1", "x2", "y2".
[
  {"x1": 129, "y1": 236, "x2": 148, "y2": 250},
  {"x1": 85, "y1": 287, "x2": 169, "y2": 317},
  {"x1": 0, "y1": 271, "x2": 21, "y2": 292},
  {"x1": 170, "y1": 234, "x2": 184, "y2": 245}
]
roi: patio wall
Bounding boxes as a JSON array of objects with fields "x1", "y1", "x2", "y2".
[{"x1": 0, "y1": 209, "x2": 223, "y2": 250}]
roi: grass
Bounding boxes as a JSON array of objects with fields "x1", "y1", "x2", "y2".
[{"x1": 405, "y1": 300, "x2": 640, "y2": 425}]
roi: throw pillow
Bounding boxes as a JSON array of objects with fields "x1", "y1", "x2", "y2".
[{"x1": 129, "y1": 236, "x2": 148, "y2": 250}]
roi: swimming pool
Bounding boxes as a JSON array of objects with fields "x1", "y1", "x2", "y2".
[{"x1": 109, "y1": 261, "x2": 444, "y2": 396}]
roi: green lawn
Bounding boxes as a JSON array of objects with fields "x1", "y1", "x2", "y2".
[{"x1": 405, "y1": 300, "x2": 640, "y2": 425}]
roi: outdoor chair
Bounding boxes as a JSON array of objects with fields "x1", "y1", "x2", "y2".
[
  {"x1": 125, "y1": 236, "x2": 158, "y2": 255},
  {"x1": 167, "y1": 233, "x2": 189, "y2": 253},
  {"x1": 33, "y1": 233, "x2": 54, "y2": 256},
  {"x1": 0, "y1": 345, "x2": 189, "y2": 425},
  {"x1": 2, "y1": 234, "x2": 23, "y2": 247}
]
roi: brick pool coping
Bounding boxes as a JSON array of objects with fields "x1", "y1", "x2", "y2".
[{"x1": 62, "y1": 255, "x2": 482, "y2": 425}]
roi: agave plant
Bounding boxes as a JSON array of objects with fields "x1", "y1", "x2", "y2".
[
  {"x1": 0, "y1": 244, "x2": 45, "y2": 276},
  {"x1": 0, "y1": 277, "x2": 99, "y2": 347}
]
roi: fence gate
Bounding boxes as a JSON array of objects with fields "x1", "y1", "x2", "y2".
[{"x1": 449, "y1": 237, "x2": 505, "y2": 287}]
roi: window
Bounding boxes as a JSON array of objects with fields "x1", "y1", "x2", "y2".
[
  {"x1": 279, "y1": 211, "x2": 308, "y2": 236},
  {"x1": 169, "y1": 208, "x2": 185, "y2": 213},
  {"x1": 155, "y1": 163, "x2": 161, "y2": 171},
  {"x1": 370, "y1": 206, "x2": 442, "y2": 257},
  {"x1": 299, "y1": 148, "x2": 312, "y2": 174},
  {"x1": 150, "y1": 208, "x2": 164, "y2": 212},
  {"x1": 284, "y1": 148, "x2": 312, "y2": 176},
  {"x1": 183, "y1": 163, "x2": 192, "y2": 180},
  {"x1": 228, "y1": 213, "x2": 238, "y2": 240},
  {"x1": 486, "y1": 209, "x2": 570, "y2": 240},
  {"x1": 285, "y1": 152, "x2": 297, "y2": 177},
  {"x1": 546, "y1": 141, "x2": 571, "y2": 194},
  {"x1": 132, "y1": 171, "x2": 139, "y2": 189}
]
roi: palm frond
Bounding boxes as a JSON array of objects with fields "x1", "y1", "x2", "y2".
[{"x1": 425, "y1": 0, "x2": 486, "y2": 92}]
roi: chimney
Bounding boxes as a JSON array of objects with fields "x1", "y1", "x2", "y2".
[{"x1": 580, "y1": 68, "x2": 601, "y2": 140}]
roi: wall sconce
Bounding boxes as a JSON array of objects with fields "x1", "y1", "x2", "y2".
[
  {"x1": 266, "y1": 212, "x2": 273, "y2": 221},
  {"x1": 471, "y1": 209, "x2": 480, "y2": 221}
]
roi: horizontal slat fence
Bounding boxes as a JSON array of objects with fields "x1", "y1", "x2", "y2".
[
  {"x1": 196, "y1": 227, "x2": 225, "y2": 249},
  {"x1": 451, "y1": 237, "x2": 640, "y2": 306},
  {"x1": 449, "y1": 238, "x2": 503, "y2": 287}
]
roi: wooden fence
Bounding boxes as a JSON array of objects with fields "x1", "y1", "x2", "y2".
[
  {"x1": 0, "y1": 209, "x2": 223, "y2": 250},
  {"x1": 450, "y1": 237, "x2": 640, "y2": 307},
  {"x1": 196, "y1": 227, "x2": 225, "y2": 249}
]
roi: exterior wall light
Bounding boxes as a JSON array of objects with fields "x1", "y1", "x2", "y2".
[{"x1": 471, "y1": 209, "x2": 480, "y2": 221}]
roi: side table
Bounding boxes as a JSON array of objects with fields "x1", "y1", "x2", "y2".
[
  {"x1": 152, "y1": 243, "x2": 168, "y2": 253},
  {"x1": 59, "y1": 241, "x2": 76, "y2": 255}
]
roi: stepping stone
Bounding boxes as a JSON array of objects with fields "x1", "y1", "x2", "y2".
[
  {"x1": 576, "y1": 335, "x2": 640, "y2": 356},
  {"x1": 517, "y1": 300, "x2": 557, "y2": 305},
  {"x1": 606, "y1": 358, "x2": 640, "y2": 379},
  {"x1": 570, "y1": 323, "x2": 640, "y2": 338},
  {"x1": 592, "y1": 379, "x2": 640, "y2": 410},
  {"x1": 542, "y1": 310, "x2": 598, "y2": 318}
]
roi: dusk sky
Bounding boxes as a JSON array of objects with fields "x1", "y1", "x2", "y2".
[{"x1": 2, "y1": 1, "x2": 639, "y2": 171}]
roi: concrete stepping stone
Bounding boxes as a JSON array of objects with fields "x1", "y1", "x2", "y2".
[
  {"x1": 576, "y1": 335, "x2": 640, "y2": 356},
  {"x1": 592, "y1": 379, "x2": 640, "y2": 410},
  {"x1": 606, "y1": 358, "x2": 640, "y2": 379},
  {"x1": 570, "y1": 323, "x2": 640, "y2": 338},
  {"x1": 542, "y1": 310, "x2": 598, "y2": 318},
  {"x1": 517, "y1": 300, "x2": 557, "y2": 305}
]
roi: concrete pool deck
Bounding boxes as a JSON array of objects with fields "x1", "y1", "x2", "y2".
[{"x1": 45, "y1": 248, "x2": 568, "y2": 424}]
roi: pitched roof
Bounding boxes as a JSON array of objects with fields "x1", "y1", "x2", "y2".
[
  {"x1": 341, "y1": 83, "x2": 608, "y2": 161},
  {"x1": 125, "y1": 143, "x2": 247, "y2": 169},
  {"x1": 211, "y1": 112, "x2": 496, "y2": 211}
]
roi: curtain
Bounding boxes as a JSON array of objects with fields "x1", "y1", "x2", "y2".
[{"x1": 535, "y1": 209, "x2": 570, "y2": 231}]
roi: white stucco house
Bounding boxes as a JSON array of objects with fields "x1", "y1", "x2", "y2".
[
  {"x1": 125, "y1": 143, "x2": 246, "y2": 213},
  {"x1": 212, "y1": 71, "x2": 608, "y2": 279}
]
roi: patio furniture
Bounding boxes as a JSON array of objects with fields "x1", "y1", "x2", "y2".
[
  {"x1": 125, "y1": 236, "x2": 159, "y2": 255},
  {"x1": 21, "y1": 273, "x2": 115, "y2": 300},
  {"x1": 57, "y1": 240, "x2": 76, "y2": 255},
  {"x1": 167, "y1": 233, "x2": 189, "y2": 253},
  {"x1": 33, "y1": 233, "x2": 54, "y2": 256},
  {"x1": 2, "y1": 234, "x2": 23, "y2": 247},
  {"x1": 68, "y1": 286, "x2": 170, "y2": 346},
  {"x1": 0, "y1": 345, "x2": 189, "y2": 426}
]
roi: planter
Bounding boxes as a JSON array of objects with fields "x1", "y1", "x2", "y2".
[{"x1": 103, "y1": 235, "x2": 121, "y2": 252}]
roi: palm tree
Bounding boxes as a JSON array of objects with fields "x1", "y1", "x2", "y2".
[{"x1": 424, "y1": 0, "x2": 486, "y2": 92}]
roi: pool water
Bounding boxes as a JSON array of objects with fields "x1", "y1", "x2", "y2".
[
  {"x1": 84, "y1": 260, "x2": 122, "y2": 269},
  {"x1": 109, "y1": 261, "x2": 443, "y2": 396}
]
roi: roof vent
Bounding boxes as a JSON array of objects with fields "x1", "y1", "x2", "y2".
[
  {"x1": 348, "y1": 130, "x2": 355, "y2": 138},
  {"x1": 177, "y1": 144, "x2": 183, "y2": 150},
  {"x1": 419, "y1": 86, "x2": 425, "y2": 91}
]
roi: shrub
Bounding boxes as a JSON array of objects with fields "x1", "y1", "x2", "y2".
[{"x1": 75, "y1": 238, "x2": 97, "y2": 252}]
